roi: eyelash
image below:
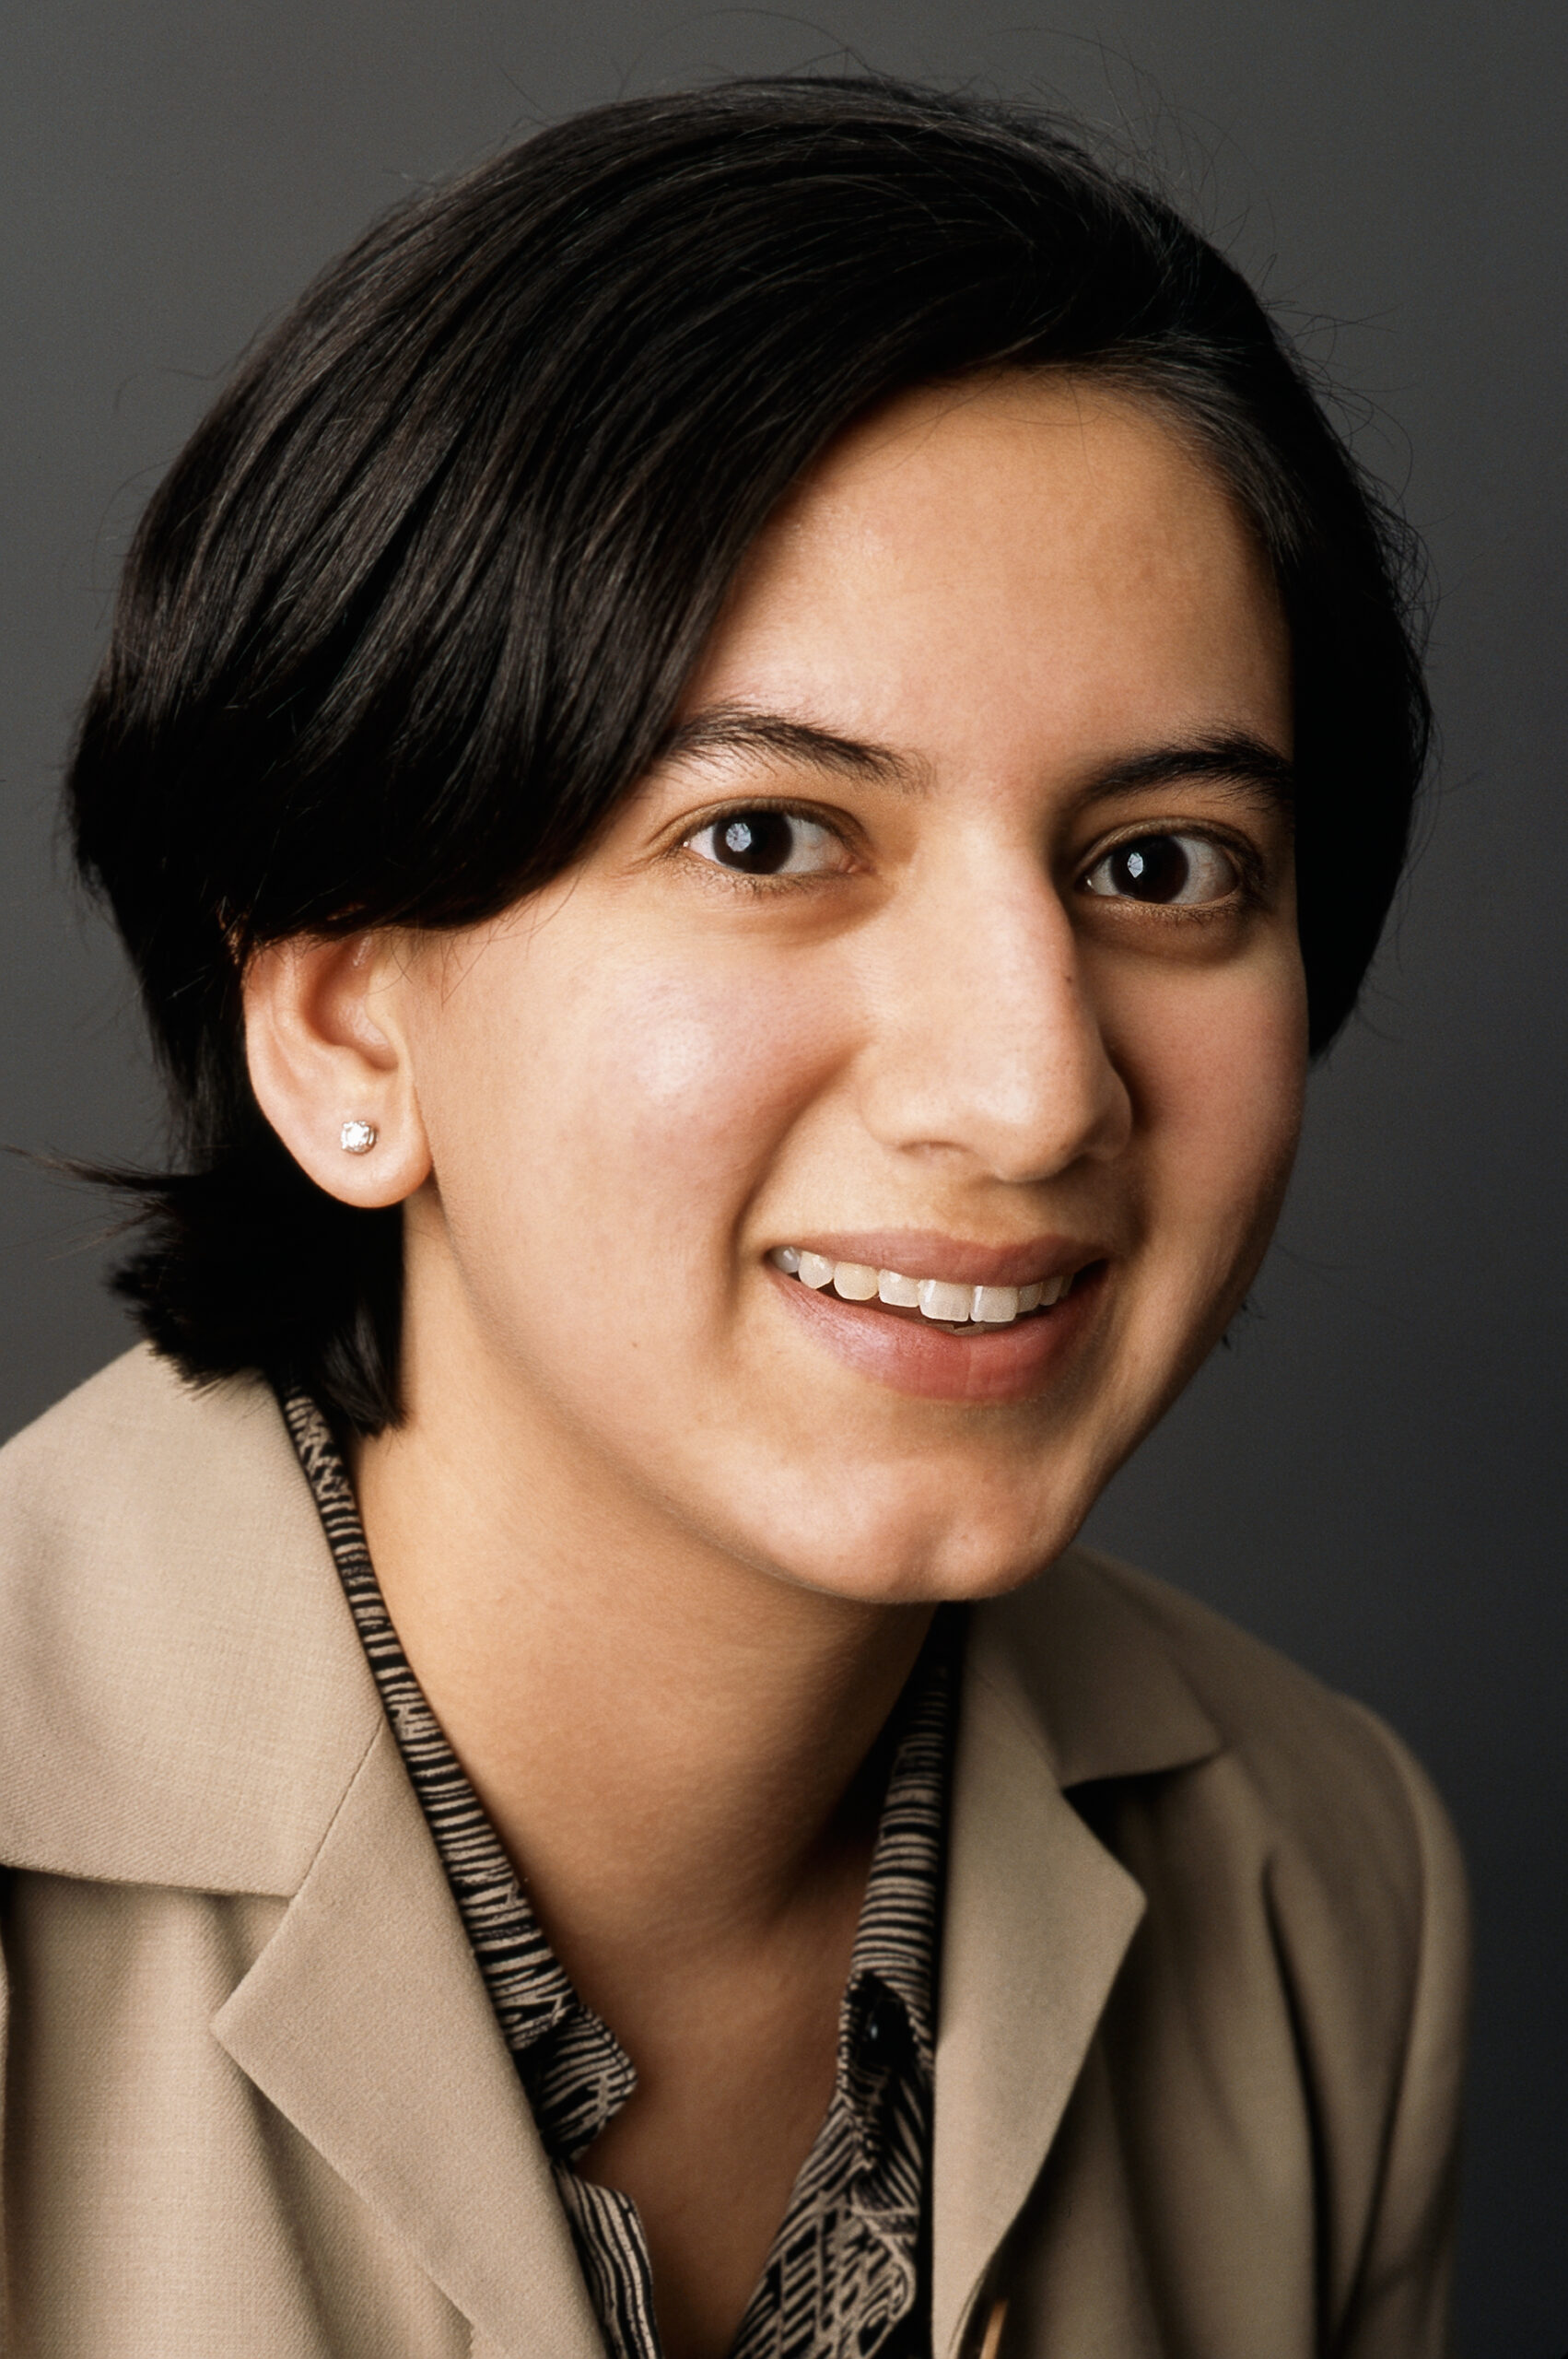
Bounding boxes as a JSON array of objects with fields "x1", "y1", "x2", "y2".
[
  {"x1": 676, "y1": 800, "x2": 857, "y2": 889},
  {"x1": 674, "y1": 802, "x2": 1267, "y2": 910},
  {"x1": 1078, "y1": 823, "x2": 1267, "y2": 915}
]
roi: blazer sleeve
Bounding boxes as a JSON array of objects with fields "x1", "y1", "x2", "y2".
[{"x1": 1334, "y1": 1705, "x2": 1470, "y2": 2359}]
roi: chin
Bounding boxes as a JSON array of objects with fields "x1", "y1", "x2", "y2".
[{"x1": 748, "y1": 1480, "x2": 1099, "y2": 1609}]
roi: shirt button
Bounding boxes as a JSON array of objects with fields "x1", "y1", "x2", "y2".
[{"x1": 863, "y1": 1993, "x2": 899, "y2": 2049}]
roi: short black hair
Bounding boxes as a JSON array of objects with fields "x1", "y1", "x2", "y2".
[{"x1": 67, "y1": 75, "x2": 1431, "y2": 1434}]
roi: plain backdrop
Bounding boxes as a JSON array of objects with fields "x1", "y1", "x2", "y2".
[{"x1": 3, "y1": 2, "x2": 1563, "y2": 2348}]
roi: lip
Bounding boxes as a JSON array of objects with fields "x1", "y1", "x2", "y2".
[
  {"x1": 768, "y1": 1253, "x2": 1106, "y2": 1404},
  {"x1": 775, "y1": 1230, "x2": 1092, "y2": 1288}
]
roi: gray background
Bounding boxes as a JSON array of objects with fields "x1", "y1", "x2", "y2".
[{"x1": 3, "y1": 1, "x2": 1562, "y2": 2347}]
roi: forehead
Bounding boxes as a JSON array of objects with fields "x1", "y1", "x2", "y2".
[{"x1": 685, "y1": 373, "x2": 1292, "y2": 769}]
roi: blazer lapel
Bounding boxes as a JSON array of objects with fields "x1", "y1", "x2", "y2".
[
  {"x1": 933, "y1": 1555, "x2": 1223, "y2": 2359},
  {"x1": 932, "y1": 1634, "x2": 1144, "y2": 2359},
  {"x1": 213, "y1": 1717, "x2": 606, "y2": 2359}
]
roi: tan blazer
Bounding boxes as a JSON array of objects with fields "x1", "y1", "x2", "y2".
[{"x1": 0, "y1": 1348, "x2": 1467, "y2": 2359}]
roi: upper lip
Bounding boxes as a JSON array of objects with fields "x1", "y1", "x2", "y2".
[{"x1": 769, "y1": 1230, "x2": 1101, "y2": 1287}]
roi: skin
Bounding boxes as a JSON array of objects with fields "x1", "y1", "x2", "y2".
[{"x1": 244, "y1": 373, "x2": 1306, "y2": 2359}]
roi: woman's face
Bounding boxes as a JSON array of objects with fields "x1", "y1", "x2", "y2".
[{"x1": 390, "y1": 375, "x2": 1305, "y2": 1602}]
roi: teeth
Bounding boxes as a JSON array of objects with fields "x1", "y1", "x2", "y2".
[
  {"x1": 877, "y1": 1270, "x2": 921, "y2": 1307},
  {"x1": 972, "y1": 1285, "x2": 1019, "y2": 1323},
  {"x1": 918, "y1": 1277, "x2": 973, "y2": 1322},
  {"x1": 772, "y1": 1246, "x2": 1078, "y2": 1325},
  {"x1": 833, "y1": 1261, "x2": 880, "y2": 1301}
]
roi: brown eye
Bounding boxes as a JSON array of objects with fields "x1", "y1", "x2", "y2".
[
  {"x1": 1082, "y1": 832, "x2": 1238, "y2": 906},
  {"x1": 689, "y1": 808, "x2": 841, "y2": 876}
]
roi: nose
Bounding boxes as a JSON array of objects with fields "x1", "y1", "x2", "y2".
[{"x1": 856, "y1": 846, "x2": 1131, "y2": 1183}]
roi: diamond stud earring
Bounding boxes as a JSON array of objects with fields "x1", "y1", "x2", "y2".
[{"x1": 340, "y1": 1119, "x2": 378, "y2": 1155}]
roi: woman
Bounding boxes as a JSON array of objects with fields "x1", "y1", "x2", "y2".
[{"x1": 0, "y1": 76, "x2": 1465, "y2": 2359}]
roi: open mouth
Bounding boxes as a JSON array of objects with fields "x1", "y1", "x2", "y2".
[{"x1": 767, "y1": 1247, "x2": 1080, "y2": 1333}]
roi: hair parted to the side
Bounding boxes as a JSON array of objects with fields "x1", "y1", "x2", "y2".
[{"x1": 67, "y1": 75, "x2": 1431, "y2": 1435}]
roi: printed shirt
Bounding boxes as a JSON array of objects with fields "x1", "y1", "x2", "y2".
[{"x1": 285, "y1": 1391, "x2": 956, "y2": 2359}]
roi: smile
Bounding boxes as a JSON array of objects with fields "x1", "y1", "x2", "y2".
[{"x1": 768, "y1": 1247, "x2": 1075, "y2": 1332}]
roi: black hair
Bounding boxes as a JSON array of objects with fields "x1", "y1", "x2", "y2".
[{"x1": 66, "y1": 75, "x2": 1431, "y2": 1433}]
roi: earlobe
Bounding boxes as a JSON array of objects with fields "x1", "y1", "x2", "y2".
[{"x1": 242, "y1": 933, "x2": 432, "y2": 1207}]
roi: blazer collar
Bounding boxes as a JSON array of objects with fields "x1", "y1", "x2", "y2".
[
  {"x1": 931, "y1": 1572, "x2": 1222, "y2": 2358},
  {"x1": 0, "y1": 1347, "x2": 379, "y2": 1892},
  {"x1": 2, "y1": 1347, "x2": 1223, "y2": 2358}
]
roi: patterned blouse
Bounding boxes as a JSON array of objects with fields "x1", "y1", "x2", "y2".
[{"x1": 284, "y1": 1393, "x2": 956, "y2": 2359}]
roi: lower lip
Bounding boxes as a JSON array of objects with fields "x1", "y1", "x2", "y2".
[{"x1": 769, "y1": 1265, "x2": 1104, "y2": 1403}]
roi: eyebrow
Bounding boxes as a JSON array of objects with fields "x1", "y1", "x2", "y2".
[
  {"x1": 657, "y1": 705, "x2": 1295, "y2": 814},
  {"x1": 1090, "y1": 734, "x2": 1297, "y2": 816},
  {"x1": 655, "y1": 705, "x2": 918, "y2": 787}
]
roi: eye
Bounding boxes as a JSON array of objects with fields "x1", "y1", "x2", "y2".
[
  {"x1": 1082, "y1": 832, "x2": 1239, "y2": 907},
  {"x1": 686, "y1": 807, "x2": 844, "y2": 877}
]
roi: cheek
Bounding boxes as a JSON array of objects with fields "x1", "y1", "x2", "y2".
[
  {"x1": 421, "y1": 945, "x2": 837, "y2": 1280},
  {"x1": 598, "y1": 977, "x2": 804, "y2": 1180},
  {"x1": 1119, "y1": 950, "x2": 1308, "y2": 1266}
]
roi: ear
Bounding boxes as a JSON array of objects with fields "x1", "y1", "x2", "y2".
[{"x1": 242, "y1": 933, "x2": 432, "y2": 1207}]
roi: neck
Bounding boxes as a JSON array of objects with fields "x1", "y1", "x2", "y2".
[{"x1": 353, "y1": 1300, "x2": 933, "y2": 2012}]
